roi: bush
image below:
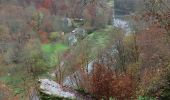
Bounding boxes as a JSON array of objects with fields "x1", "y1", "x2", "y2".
[
  {"x1": 89, "y1": 63, "x2": 136, "y2": 99},
  {"x1": 160, "y1": 69, "x2": 170, "y2": 100},
  {"x1": 136, "y1": 67, "x2": 166, "y2": 97},
  {"x1": 137, "y1": 96, "x2": 156, "y2": 100}
]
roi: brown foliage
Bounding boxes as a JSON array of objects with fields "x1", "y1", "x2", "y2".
[
  {"x1": 38, "y1": 31, "x2": 49, "y2": 44},
  {"x1": 137, "y1": 25, "x2": 169, "y2": 68},
  {"x1": 42, "y1": 0, "x2": 53, "y2": 9},
  {"x1": 89, "y1": 63, "x2": 136, "y2": 100},
  {"x1": 137, "y1": 66, "x2": 167, "y2": 96},
  {"x1": 141, "y1": 0, "x2": 170, "y2": 35}
]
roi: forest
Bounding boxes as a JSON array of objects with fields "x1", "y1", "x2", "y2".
[{"x1": 0, "y1": 0, "x2": 170, "y2": 100}]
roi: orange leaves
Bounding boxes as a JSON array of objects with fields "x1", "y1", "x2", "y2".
[
  {"x1": 38, "y1": 31, "x2": 49, "y2": 44},
  {"x1": 42, "y1": 0, "x2": 53, "y2": 9}
]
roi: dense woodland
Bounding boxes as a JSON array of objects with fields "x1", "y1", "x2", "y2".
[{"x1": 0, "y1": 0, "x2": 170, "y2": 100}]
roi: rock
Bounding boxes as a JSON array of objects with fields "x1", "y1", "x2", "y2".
[
  {"x1": 63, "y1": 60, "x2": 94, "y2": 89},
  {"x1": 68, "y1": 34, "x2": 77, "y2": 46},
  {"x1": 29, "y1": 89, "x2": 40, "y2": 100},
  {"x1": 38, "y1": 79, "x2": 75, "y2": 99},
  {"x1": 63, "y1": 17, "x2": 72, "y2": 27},
  {"x1": 68, "y1": 28, "x2": 87, "y2": 46},
  {"x1": 113, "y1": 18, "x2": 131, "y2": 34},
  {"x1": 73, "y1": 28, "x2": 86, "y2": 40},
  {"x1": 86, "y1": 60, "x2": 94, "y2": 74}
]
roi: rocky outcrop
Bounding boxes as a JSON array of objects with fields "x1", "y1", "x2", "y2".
[
  {"x1": 38, "y1": 79, "x2": 75, "y2": 99},
  {"x1": 68, "y1": 28, "x2": 87, "y2": 46}
]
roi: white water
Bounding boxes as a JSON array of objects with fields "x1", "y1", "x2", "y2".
[{"x1": 113, "y1": 18, "x2": 131, "y2": 34}]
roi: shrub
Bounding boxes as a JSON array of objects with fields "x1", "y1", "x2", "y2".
[
  {"x1": 89, "y1": 63, "x2": 136, "y2": 99},
  {"x1": 137, "y1": 96, "x2": 156, "y2": 100},
  {"x1": 160, "y1": 67, "x2": 170, "y2": 100},
  {"x1": 136, "y1": 67, "x2": 166, "y2": 97}
]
